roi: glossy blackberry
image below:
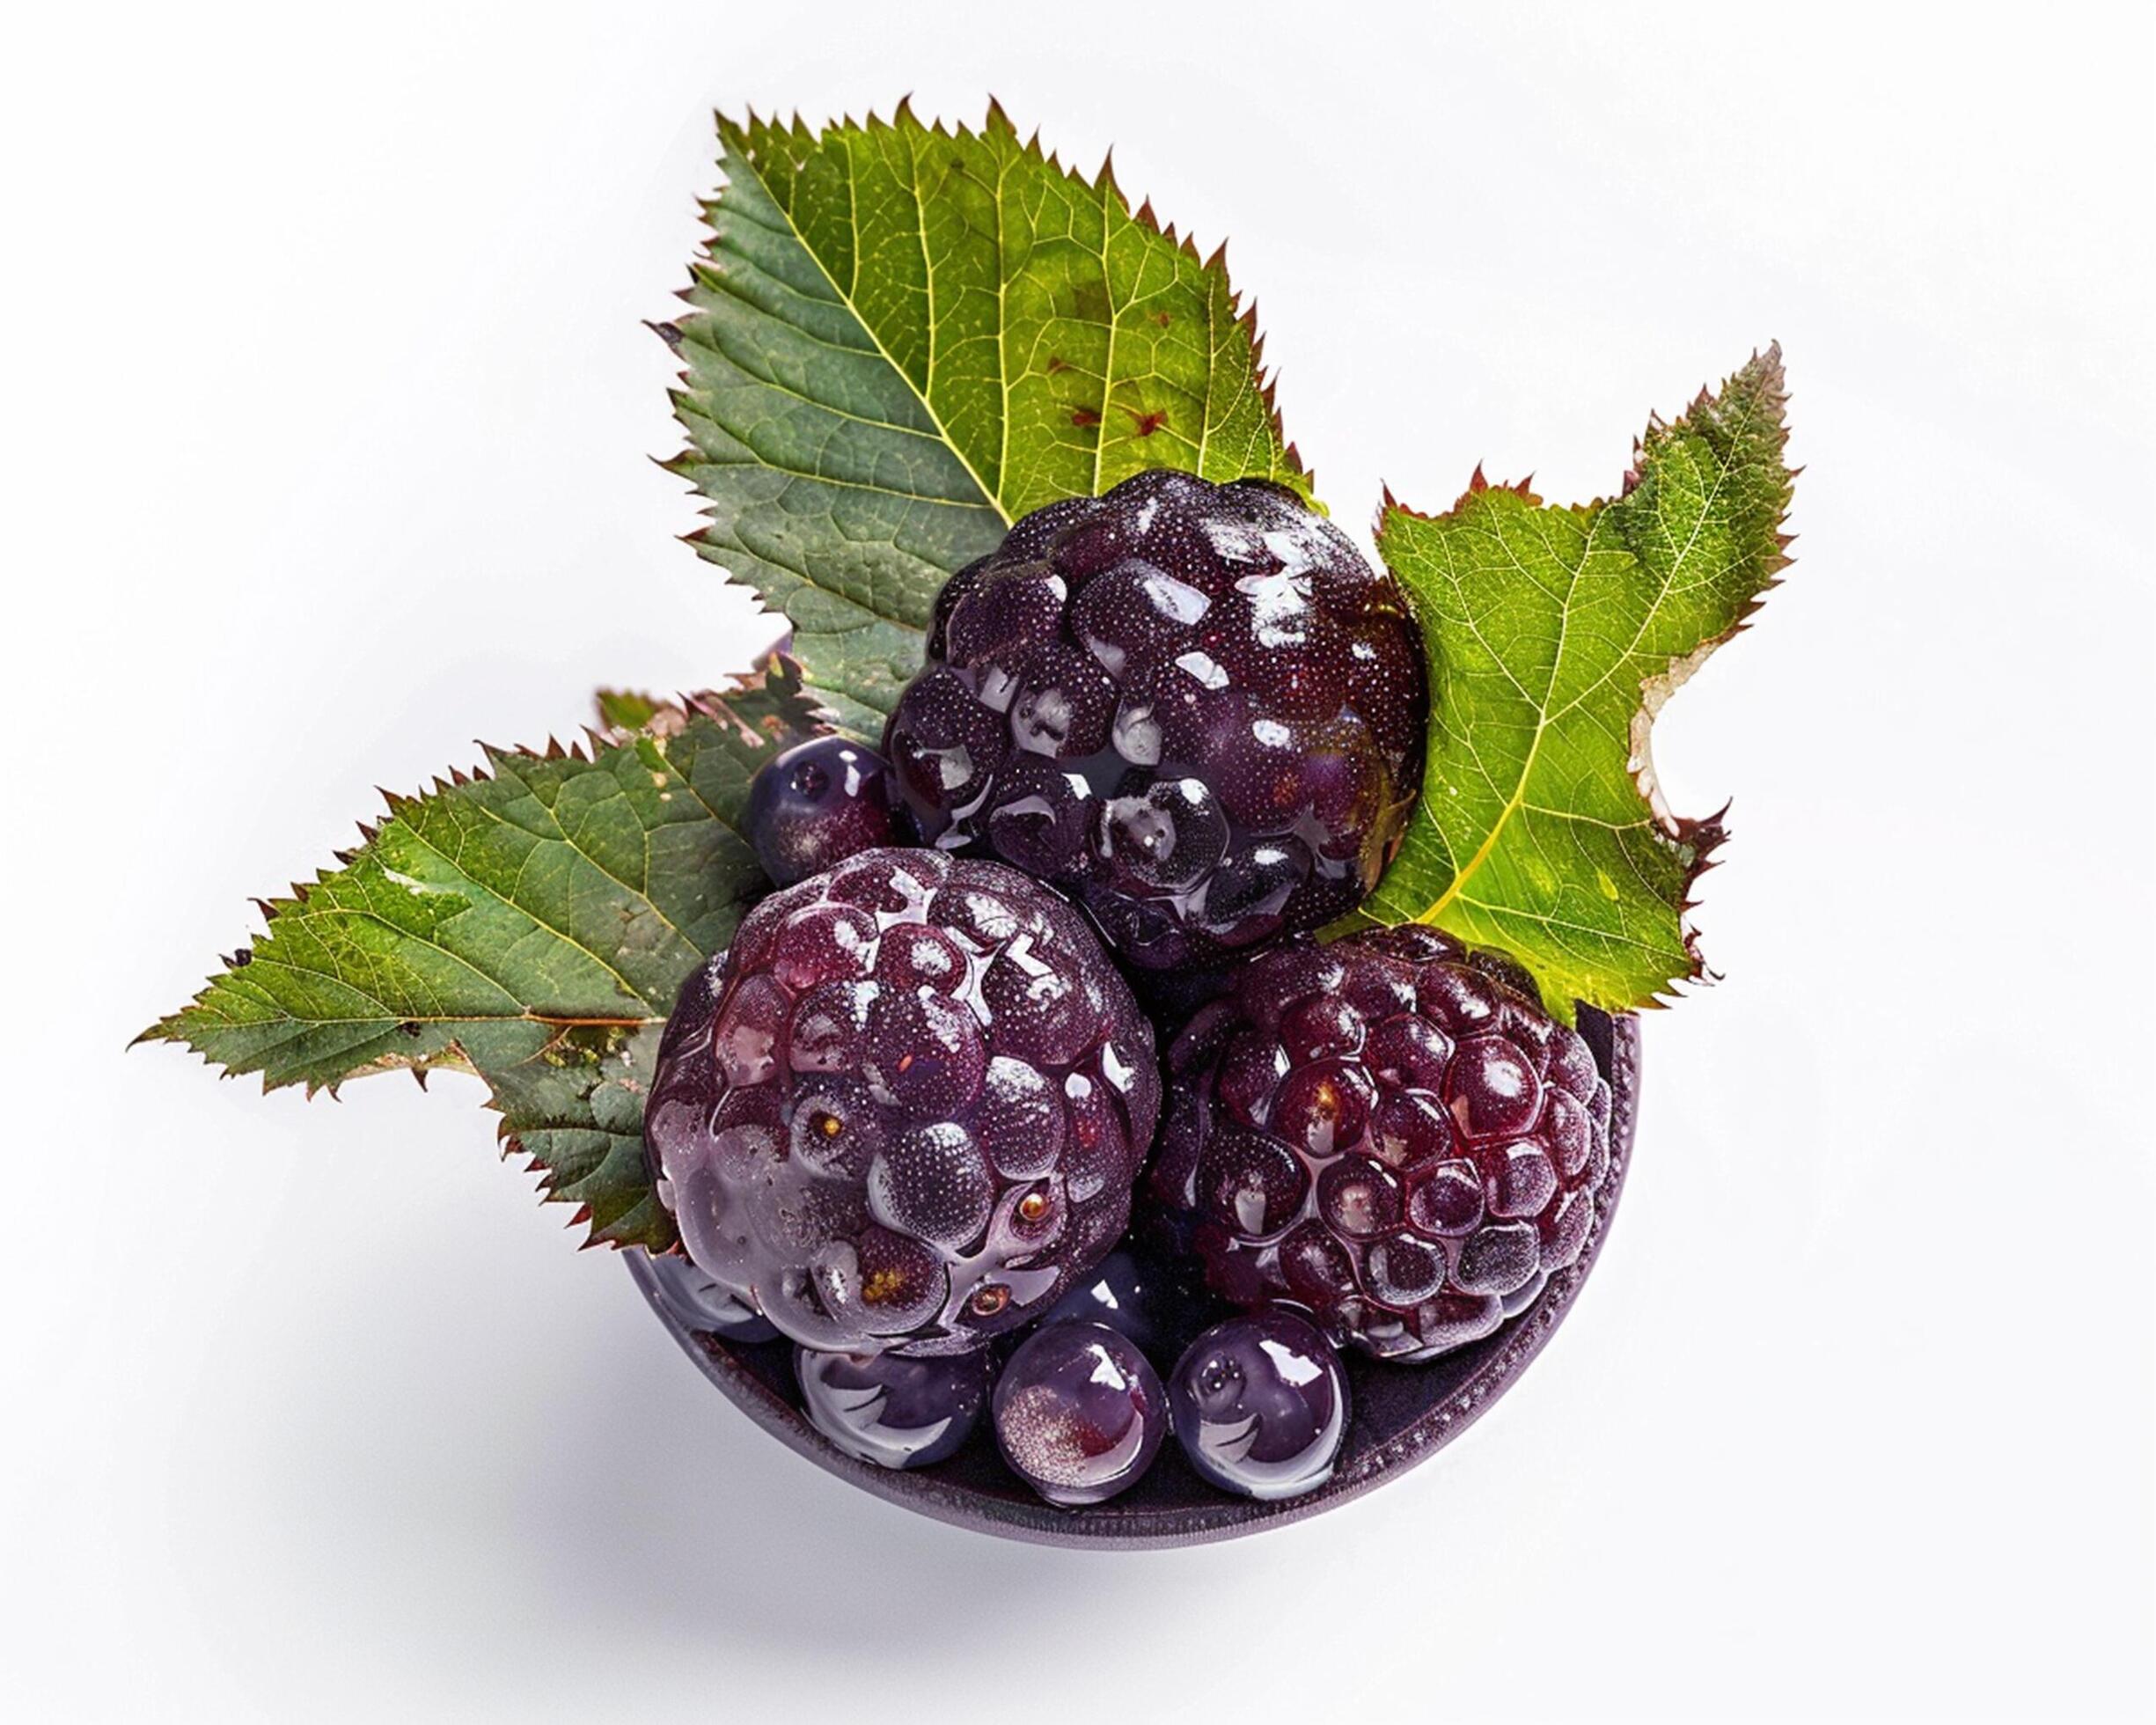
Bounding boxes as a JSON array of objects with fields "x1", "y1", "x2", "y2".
[
  {"x1": 744, "y1": 736, "x2": 908, "y2": 888},
  {"x1": 1169, "y1": 1309, "x2": 1348, "y2": 1501},
  {"x1": 884, "y1": 470, "x2": 1426, "y2": 971},
  {"x1": 796, "y1": 1345, "x2": 989, "y2": 1470},
  {"x1": 645, "y1": 848, "x2": 1160, "y2": 1357},
  {"x1": 1153, "y1": 928, "x2": 1613, "y2": 1362},
  {"x1": 992, "y1": 1321, "x2": 1166, "y2": 1506}
]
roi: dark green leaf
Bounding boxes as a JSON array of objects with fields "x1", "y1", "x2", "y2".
[
  {"x1": 143, "y1": 658, "x2": 825, "y2": 1247},
  {"x1": 665, "y1": 102, "x2": 1311, "y2": 731}
]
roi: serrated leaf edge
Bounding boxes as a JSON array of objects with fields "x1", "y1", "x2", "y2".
[
  {"x1": 663, "y1": 96, "x2": 1311, "y2": 556},
  {"x1": 135, "y1": 654, "x2": 820, "y2": 1091},
  {"x1": 1371, "y1": 343, "x2": 1792, "y2": 1009}
]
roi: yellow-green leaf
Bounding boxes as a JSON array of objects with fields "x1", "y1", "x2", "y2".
[{"x1": 1352, "y1": 348, "x2": 1793, "y2": 1016}]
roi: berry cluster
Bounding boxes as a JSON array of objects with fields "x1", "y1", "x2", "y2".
[
  {"x1": 1153, "y1": 927, "x2": 1612, "y2": 1362},
  {"x1": 647, "y1": 473, "x2": 1620, "y2": 1510},
  {"x1": 645, "y1": 848, "x2": 1159, "y2": 1357},
  {"x1": 884, "y1": 470, "x2": 1425, "y2": 971}
]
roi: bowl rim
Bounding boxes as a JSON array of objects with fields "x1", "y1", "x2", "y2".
[{"x1": 628, "y1": 1009, "x2": 1640, "y2": 1549}]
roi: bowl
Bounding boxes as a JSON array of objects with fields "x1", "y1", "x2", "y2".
[{"x1": 628, "y1": 1007, "x2": 1640, "y2": 1548}]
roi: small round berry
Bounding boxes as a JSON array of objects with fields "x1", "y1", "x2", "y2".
[
  {"x1": 640, "y1": 1249, "x2": 779, "y2": 1341},
  {"x1": 796, "y1": 1345, "x2": 990, "y2": 1470},
  {"x1": 1447, "y1": 1035, "x2": 1544, "y2": 1139},
  {"x1": 744, "y1": 737, "x2": 907, "y2": 888},
  {"x1": 1169, "y1": 1309, "x2": 1348, "y2": 1501},
  {"x1": 1038, "y1": 1247, "x2": 1213, "y2": 1360},
  {"x1": 992, "y1": 1322, "x2": 1166, "y2": 1507}
]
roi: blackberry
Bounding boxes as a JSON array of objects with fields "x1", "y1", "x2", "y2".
[
  {"x1": 993, "y1": 1321, "x2": 1166, "y2": 1506},
  {"x1": 744, "y1": 736, "x2": 908, "y2": 888},
  {"x1": 1153, "y1": 928, "x2": 1613, "y2": 1362},
  {"x1": 645, "y1": 848, "x2": 1160, "y2": 1356},
  {"x1": 884, "y1": 471, "x2": 1425, "y2": 970},
  {"x1": 1169, "y1": 1309, "x2": 1348, "y2": 1501}
]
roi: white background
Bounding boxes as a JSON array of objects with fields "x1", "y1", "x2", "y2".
[{"x1": 5, "y1": 3, "x2": 2152, "y2": 1720}]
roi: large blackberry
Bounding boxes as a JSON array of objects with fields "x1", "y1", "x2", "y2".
[
  {"x1": 645, "y1": 848, "x2": 1161, "y2": 1356},
  {"x1": 1152, "y1": 928, "x2": 1613, "y2": 1362},
  {"x1": 883, "y1": 470, "x2": 1426, "y2": 971}
]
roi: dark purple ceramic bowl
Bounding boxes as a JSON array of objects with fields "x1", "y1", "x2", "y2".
[{"x1": 629, "y1": 1008, "x2": 1640, "y2": 1549}]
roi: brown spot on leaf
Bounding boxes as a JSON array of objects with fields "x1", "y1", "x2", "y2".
[
  {"x1": 1071, "y1": 407, "x2": 1102, "y2": 428},
  {"x1": 1133, "y1": 410, "x2": 1168, "y2": 437},
  {"x1": 1045, "y1": 356, "x2": 1070, "y2": 374}
]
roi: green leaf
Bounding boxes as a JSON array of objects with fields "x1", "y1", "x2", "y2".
[
  {"x1": 1353, "y1": 347, "x2": 1793, "y2": 1016},
  {"x1": 143, "y1": 658, "x2": 826, "y2": 1248},
  {"x1": 664, "y1": 101, "x2": 1311, "y2": 732},
  {"x1": 592, "y1": 686, "x2": 667, "y2": 733}
]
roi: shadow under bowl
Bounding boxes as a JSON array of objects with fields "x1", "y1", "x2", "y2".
[{"x1": 629, "y1": 1007, "x2": 1640, "y2": 1549}]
